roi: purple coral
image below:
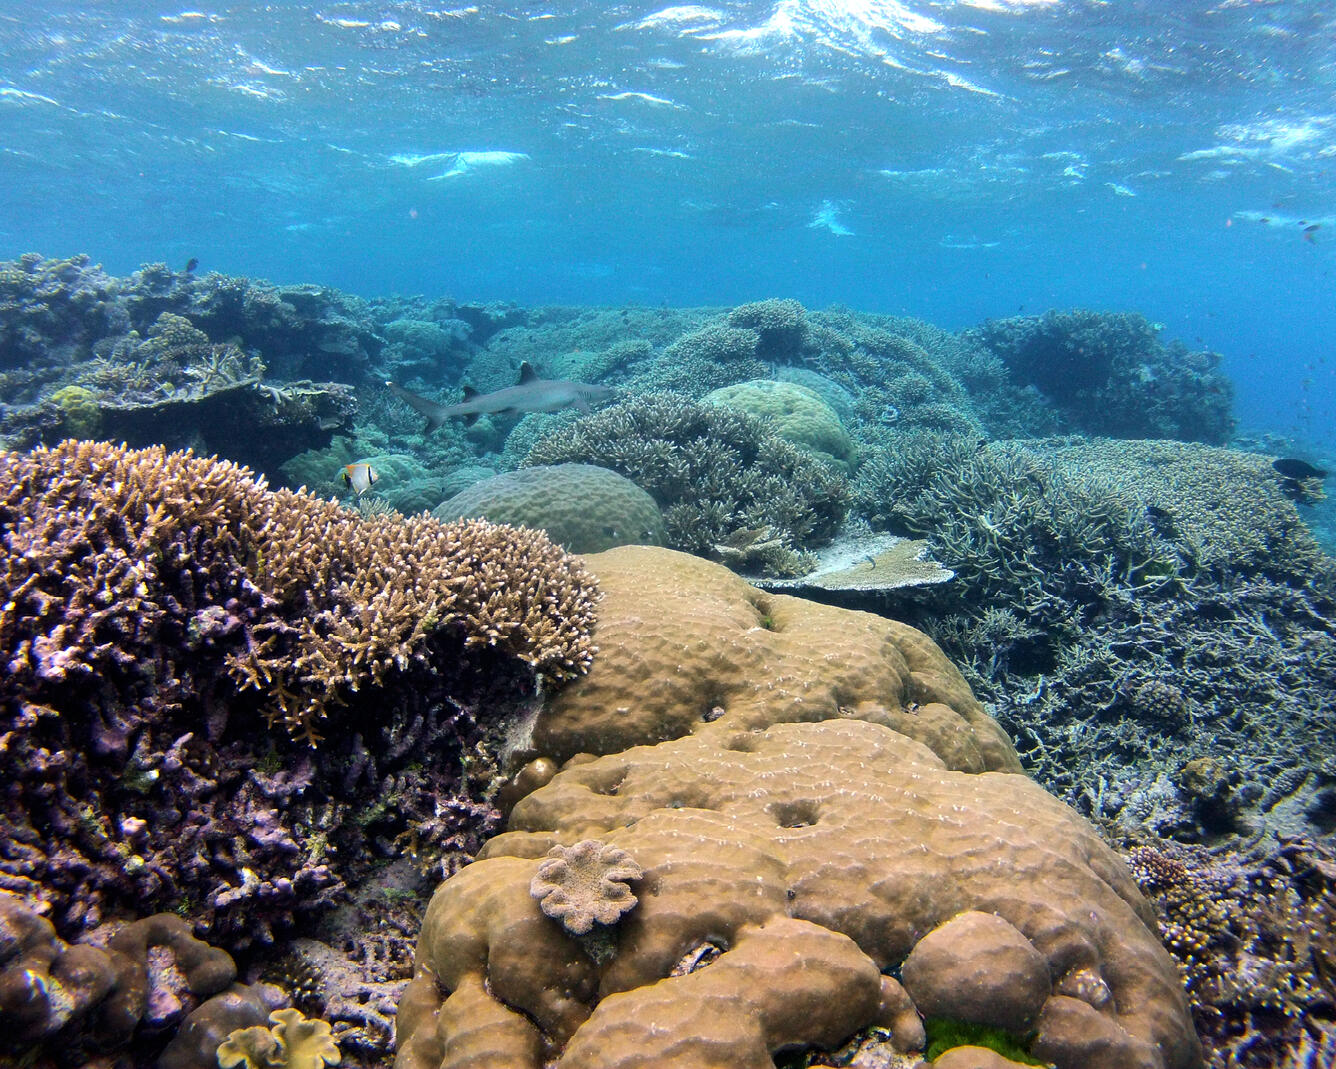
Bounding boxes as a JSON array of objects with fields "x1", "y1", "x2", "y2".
[{"x1": 1, "y1": 441, "x2": 597, "y2": 954}]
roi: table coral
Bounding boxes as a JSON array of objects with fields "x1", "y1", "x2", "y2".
[{"x1": 394, "y1": 547, "x2": 1201, "y2": 1069}]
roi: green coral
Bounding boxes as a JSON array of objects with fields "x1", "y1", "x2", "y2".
[
  {"x1": 50, "y1": 384, "x2": 103, "y2": 437},
  {"x1": 924, "y1": 1017, "x2": 1047, "y2": 1064},
  {"x1": 703, "y1": 379, "x2": 856, "y2": 471},
  {"x1": 217, "y1": 1008, "x2": 340, "y2": 1069}
]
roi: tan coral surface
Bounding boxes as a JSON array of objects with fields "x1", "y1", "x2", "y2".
[
  {"x1": 395, "y1": 547, "x2": 1201, "y2": 1069},
  {"x1": 529, "y1": 545, "x2": 1018, "y2": 773}
]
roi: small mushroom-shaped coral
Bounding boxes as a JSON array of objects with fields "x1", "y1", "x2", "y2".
[
  {"x1": 529, "y1": 840, "x2": 644, "y2": 936},
  {"x1": 217, "y1": 1008, "x2": 341, "y2": 1069},
  {"x1": 217, "y1": 1025, "x2": 283, "y2": 1068}
]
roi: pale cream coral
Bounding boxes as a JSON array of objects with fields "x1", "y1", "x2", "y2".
[{"x1": 530, "y1": 840, "x2": 644, "y2": 936}]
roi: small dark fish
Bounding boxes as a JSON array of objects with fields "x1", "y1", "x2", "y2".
[
  {"x1": 184, "y1": 257, "x2": 199, "y2": 273},
  {"x1": 1304, "y1": 223, "x2": 1321, "y2": 233},
  {"x1": 1273, "y1": 457, "x2": 1327, "y2": 481},
  {"x1": 1145, "y1": 504, "x2": 1176, "y2": 537}
]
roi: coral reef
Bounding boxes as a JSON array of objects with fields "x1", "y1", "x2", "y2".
[
  {"x1": 726, "y1": 297, "x2": 810, "y2": 361},
  {"x1": 968, "y1": 309, "x2": 1234, "y2": 443},
  {"x1": 524, "y1": 393, "x2": 848, "y2": 575},
  {"x1": 0, "y1": 257, "x2": 357, "y2": 467},
  {"x1": 854, "y1": 432, "x2": 1336, "y2": 839},
  {"x1": 702, "y1": 378, "x2": 856, "y2": 470},
  {"x1": 0, "y1": 253, "x2": 129, "y2": 371},
  {"x1": 434, "y1": 463, "x2": 666, "y2": 553},
  {"x1": 1126, "y1": 836, "x2": 1336, "y2": 1068},
  {"x1": 636, "y1": 322, "x2": 771, "y2": 395},
  {"x1": 1, "y1": 440, "x2": 598, "y2": 945},
  {"x1": 394, "y1": 547, "x2": 1201, "y2": 1069}
]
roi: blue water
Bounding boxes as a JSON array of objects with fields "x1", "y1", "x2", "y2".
[{"x1": 2, "y1": 2, "x2": 1333, "y2": 448}]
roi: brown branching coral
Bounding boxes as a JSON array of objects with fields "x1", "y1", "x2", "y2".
[
  {"x1": 529, "y1": 839, "x2": 644, "y2": 936},
  {"x1": 1, "y1": 439, "x2": 599, "y2": 744}
]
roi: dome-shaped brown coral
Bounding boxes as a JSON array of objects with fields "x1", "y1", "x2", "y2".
[{"x1": 529, "y1": 840, "x2": 643, "y2": 936}]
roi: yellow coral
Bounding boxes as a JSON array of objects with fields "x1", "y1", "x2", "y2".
[{"x1": 217, "y1": 1009, "x2": 340, "y2": 1069}]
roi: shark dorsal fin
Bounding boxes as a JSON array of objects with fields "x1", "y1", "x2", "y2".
[
  {"x1": 517, "y1": 361, "x2": 539, "y2": 385},
  {"x1": 460, "y1": 384, "x2": 480, "y2": 402}
]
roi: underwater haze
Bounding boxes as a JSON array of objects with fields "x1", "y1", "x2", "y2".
[{"x1": 1, "y1": 0, "x2": 1334, "y2": 446}]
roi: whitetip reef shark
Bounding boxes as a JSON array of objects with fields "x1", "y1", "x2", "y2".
[{"x1": 386, "y1": 361, "x2": 615, "y2": 432}]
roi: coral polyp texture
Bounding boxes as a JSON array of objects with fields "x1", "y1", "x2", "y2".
[
  {"x1": 1, "y1": 440, "x2": 598, "y2": 942},
  {"x1": 394, "y1": 547, "x2": 1201, "y2": 1069}
]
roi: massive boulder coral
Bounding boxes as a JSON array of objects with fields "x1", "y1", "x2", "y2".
[
  {"x1": 0, "y1": 892, "x2": 242, "y2": 1065},
  {"x1": 0, "y1": 440, "x2": 598, "y2": 941},
  {"x1": 395, "y1": 547, "x2": 1201, "y2": 1069},
  {"x1": 702, "y1": 379, "x2": 856, "y2": 471},
  {"x1": 434, "y1": 463, "x2": 666, "y2": 553}
]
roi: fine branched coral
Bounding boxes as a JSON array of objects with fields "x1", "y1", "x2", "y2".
[
  {"x1": 1, "y1": 440, "x2": 599, "y2": 943},
  {"x1": 854, "y1": 431, "x2": 1336, "y2": 839},
  {"x1": 1127, "y1": 838, "x2": 1336, "y2": 1068},
  {"x1": 524, "y1": 393, "x2": 848, "y2": 574},
  {"x1": 529, "y1": 840, "x2": 644, "y2": 936},
  {"x1": 2, "y1": 439, "x2": 598, "y2": 743}
]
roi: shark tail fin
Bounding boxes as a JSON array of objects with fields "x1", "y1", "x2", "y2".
[{"x1": 388, "y1": 381, "x2": 449, "y2": 434}]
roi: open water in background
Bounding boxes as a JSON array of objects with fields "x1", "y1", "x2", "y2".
[{"x1": 1, "y1": 1, "x2": 1333, "y2": 449}]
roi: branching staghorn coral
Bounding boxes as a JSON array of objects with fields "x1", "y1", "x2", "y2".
[
  {"x1": 524, "y1": 392, "x2": 847, "y2": 574},
  {"x1": 1, "y1": 440, "x2": 598, "y2": 942},
  {"x1": 2, "y1": 439, "x2": 598, "y2": 743},
  {"x1": 854, "y1": 432, "x2": 1336, "y2": 838}
]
